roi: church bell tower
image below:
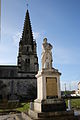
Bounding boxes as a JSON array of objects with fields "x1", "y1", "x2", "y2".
[{"x1": 17, "y1": 10, "x2": 38, "y2": 74}]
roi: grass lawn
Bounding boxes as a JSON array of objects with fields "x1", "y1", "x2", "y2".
[
  {"x1": 0, "y1": 102, "x2": 30, "y2": 113},
  {"x1": 17, "y1": 99, "x2": 80, "y2": 111},
  {"x1": 16, "y1": 102, "x2": 30, "y2": 112},
  {"x1": 0, "y1": 99, "x2": 80, "y2": 113},
  {"x1": 66, "y1": 99, "x2": 80, "y2": 109}
]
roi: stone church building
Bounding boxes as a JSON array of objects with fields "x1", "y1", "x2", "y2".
[{"x1": 0, "y1": 10, "x2": 39, "y2": 101}]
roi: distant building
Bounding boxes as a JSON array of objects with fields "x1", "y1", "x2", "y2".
[
  {"x1": 74, "y1": 82, "x2": 80, "y2": 96},
  {"x1": 78, "y1": 82, "x2": 80, "y2": 94},
  {"x1": 0, "y1": 9, "x2": 39, "y2": 100}
]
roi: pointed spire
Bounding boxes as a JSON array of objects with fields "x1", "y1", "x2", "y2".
[
  {"x1": 22, "y1": 10, "x2": 33, "y2": 47},
  {"x1": 18, "y1": 9, "x2": 39, "y2": 73}
]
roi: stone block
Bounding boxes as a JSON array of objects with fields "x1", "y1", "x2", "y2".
[
  {"x1": 34, "y1": 99, "x2": 66, "y2": 112},
  {"x1": 22, "y1": 110, "x2": 79, "y2": 120}
]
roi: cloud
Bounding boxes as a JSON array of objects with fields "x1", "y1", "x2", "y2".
[
  {"x1": 13, "y1": 32, "x2": 21, "y2": 46},
  {"x1": 33, "y1": 32, "x2": 40, "y2": 40},
  {"x1": 13, "y1": 31, "x2": 40, "y2": 46},
  {"x1": 54, "y1": 47, "x2": 70, "y2": 64},
  {"x1": 61, "y1": 80, "x2": 79, "y2": 91},
  {"x1": 0, "y1": 42, "x2": 17, "y2": 65},
  {"x1": 0, "y1": 44, "x2": 8, "y2": 53},
  {"x1": 0, "y1": 46, "x2": 11, "y2": 64},
  {"x1": 54, "y1": 45, "x2": 80, "y2": 65}
]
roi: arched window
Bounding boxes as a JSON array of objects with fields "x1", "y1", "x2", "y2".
[
  {"x1": 28, "y1": 59, "x2": 30, "y2": 63},
  {"x1": 10, "y1": 70, "x2": 14, "y2": 77},
  {"x1": 27, "y1": 46, "x2": 29, "y2": 52},
  {"x1": 25, "y1": 58, "x2": 30, "y2": 72},
  {"x1": 26, "y1": 58, "x2": 30, "y2": 64},
  {"x1": 27, "y1": 30, "x2": 29, "y2": 34}
]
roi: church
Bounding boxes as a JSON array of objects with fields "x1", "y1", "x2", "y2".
[{"x1": 0, "y1": 9, "x2": 39, "y2": 101}]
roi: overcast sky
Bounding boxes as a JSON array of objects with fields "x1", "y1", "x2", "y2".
[{"x1": 1, "y1": 0, "x2": 80, "y2": 90}]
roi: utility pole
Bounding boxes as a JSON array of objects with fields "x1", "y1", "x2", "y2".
[
  {"x1": 69, "y1": 83, "x2": 71, "y2": 91},
  {"x1": 64, "y1": 83, "x2": 66, "y2": 92}
]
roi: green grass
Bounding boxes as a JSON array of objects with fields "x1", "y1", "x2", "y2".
[
  {"x1": 66, "y1": 99, "x2": 80, "y2": 109},
  {"x1": 0, "y1": 99, "x2": 80, "y2": 113},
  {"x1": 16, "y1": 102, "x2": 30, "y2": 112},
  {"x1": 0, "y1": 102, "x2": 30, "y2": 113}
]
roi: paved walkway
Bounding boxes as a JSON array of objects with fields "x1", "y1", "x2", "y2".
[
  {"x1": 0, "y1": 114, "x2": 19, "y2": 120},
  {"x1": 74, "y1": 110, "x2": 80, "y2": 116},
  {"x1": 0, "y1": 110, "x2": 80, "y2": 120}
]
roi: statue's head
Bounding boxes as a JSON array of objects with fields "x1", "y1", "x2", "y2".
[{"x1": 43, "y1": 38, "x2": 47, "y2": 43}]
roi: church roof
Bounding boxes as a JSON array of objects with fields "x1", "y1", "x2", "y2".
[
  {"x1": 21, "y1": 10, "x2": 33, "y2": 47},
  {"x1": 0, "y1": 65, "x2": 18, "y2": 78},
  {"x1": 0, "y1": 65, "x2": 37, "y2": 78}
]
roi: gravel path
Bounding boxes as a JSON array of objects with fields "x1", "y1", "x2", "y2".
[
  {"x1": 0, "y1": 114, "x2": 19, "y2": 120},
  {"x1": 74, "y1": 110, "x2": 80, "y2": 116},
  {"x1": 0, "y1": 110, "x2": 80, "y2": 120}
]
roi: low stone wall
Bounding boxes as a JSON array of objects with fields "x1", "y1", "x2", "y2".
[{"x1": 0, "y1": 78, "x2": 37, "y2": 101}]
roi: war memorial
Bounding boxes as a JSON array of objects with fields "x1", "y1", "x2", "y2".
[
  {"x1": 22, "y1": 38, "x2": 79, "y2": 120},
  {"x1": 0, "y1": 3, "x2": 80, "y2": 120}
]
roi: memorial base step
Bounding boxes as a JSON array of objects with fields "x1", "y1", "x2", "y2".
[{"x1": 22, "y1": 110, "x2": 79, "y2": 120}]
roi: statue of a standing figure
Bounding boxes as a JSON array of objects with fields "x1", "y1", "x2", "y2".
[{"x1": 42, "y1": 38, "x2": 53, "y2": 69}]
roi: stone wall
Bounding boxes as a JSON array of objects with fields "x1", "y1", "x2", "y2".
[
  {"x1": 0, "y1": 78, "x2": 37, "y2": 100},
  {"x1": 0, "y1": 66, "x2": 17, "y2": 78}
]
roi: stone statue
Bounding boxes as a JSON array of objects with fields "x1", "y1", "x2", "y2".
[{"x1": 42, "y1": 38, "x2": 53, "y2": 69}]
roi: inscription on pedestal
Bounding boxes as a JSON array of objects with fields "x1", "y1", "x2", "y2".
[{"x1": 46, "y1": 77, "x2": 57, "y2": 97}]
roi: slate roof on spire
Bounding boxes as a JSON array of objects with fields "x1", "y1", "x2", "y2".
[{"x1": 22, "y1": 10, "x2": 33, "y2": 46}]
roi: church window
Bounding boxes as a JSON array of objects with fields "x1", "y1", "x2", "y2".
[
  {"x1": 28, "y1": 59, "x2": 30, "y2": 63},
  {"x1": 0, "y1": 70, "x2": 2, "y2": 77},
  {"x1": 27, "y1": 30, "x2": 29, "y2": 34},
  {"x1": 27, "y1": 46, "x2": 29, "y2": 52},
  {"x1": 26, "y1": 58, "x2": 30, "y2": 64},
  {"x1": 17, "y1": 82, "x2": 20, "y2": 93},
  {"x1": 27, "y1": 35, "x2": 29, "y2": 42},
  {"x1": 25, "y1": 58, "x2": 30, "y2": 72},
  {"x1": 10, "y1": 70, "x2": 14, "y2": 77}
]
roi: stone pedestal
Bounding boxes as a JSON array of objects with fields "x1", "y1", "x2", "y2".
[
  {"x1": 22, "y1": 110, "x2": 78, "y2": 120},
  {"x1": 34, "y1": 99, "x2": 66, "y2": 112},
  {"x1": 33, "y1": 68, "x2": 64, "y2": 112},
  {"x1": 24, "y1": 68, "x2": 78, "y2": 119},
  {"x1": 37, "y1": 68, "x2": 61, "y2": 99}
]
